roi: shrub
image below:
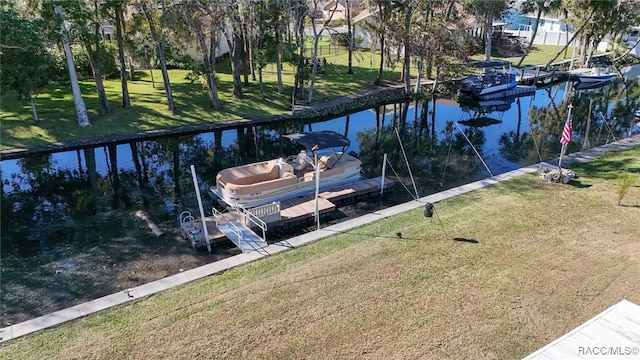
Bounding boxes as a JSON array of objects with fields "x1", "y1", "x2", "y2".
[{"x1": 616, "y1": 173, "x2": 638, "y2": 205}]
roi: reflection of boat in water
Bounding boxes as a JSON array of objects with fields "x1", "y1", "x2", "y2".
[
  {"x1": 211, "y1": 131, "x2": 362, "y2": 208},
  {"x1": 459, "y1": 60, "x2": 520, "y2": 97},
  {"x1": 573, "y1": 78, "x2": 615, "y2": 91},
  {"x1": 457, "y1": 97, "x2": 514, "y2": 128},
  {"x1": 459, "y1": 116, "x2": 503, "y2": 127},
  {"x1": 575, "y1": 59, "x2": 618, "y2": 83},
  {"x1": 458, "y1": 96, "x2": 515, "y2": 113}
]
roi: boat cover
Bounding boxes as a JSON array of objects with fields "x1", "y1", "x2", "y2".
[
  {"x1": 282, "y1": 131, "x2": 350, "y2": 150},
  {"x1": 467, "y1": 60, "x2": 513, "y2": 68}
]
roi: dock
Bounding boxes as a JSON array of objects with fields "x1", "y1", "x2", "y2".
[
  {"x1": 191, "y1": 176, "x2": 394, "y2": 252},
  {"x1": 517, "y1": 67, "x2": 568, "y2": 86}
]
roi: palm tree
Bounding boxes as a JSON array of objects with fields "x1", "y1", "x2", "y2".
[{"x1": 516, "y1": 0, "x2": 562, "y2": 67}]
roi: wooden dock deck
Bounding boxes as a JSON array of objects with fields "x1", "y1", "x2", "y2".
[
  {"x1": 192, "y1": 176, "x2": 394, "y2": 251},
  {"x1": 516, "y1": 67, "x2": 569, "y2": 86}
]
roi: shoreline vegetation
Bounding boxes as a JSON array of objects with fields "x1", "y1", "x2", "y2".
[
  {"x1": 0, "y1": 145, "x2": 638, "y2": 358},
  {"x1": 1, "y1": 44, "x2": 573, "y2": 155}
]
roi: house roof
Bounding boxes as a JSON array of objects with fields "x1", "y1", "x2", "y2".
[
  {"x1": 523, "y1": 300, "x2": 640, "y2": 360},
  {"x1": 352, "y1": 8, "x2": 372, "y2": 23},
  {"x1": 322, "y1": 0, "x2": 362, "y2": 10}
]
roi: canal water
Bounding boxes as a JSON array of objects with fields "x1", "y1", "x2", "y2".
[{"x1": 2, "y1": 78, "x2": 639, "y2": 326}]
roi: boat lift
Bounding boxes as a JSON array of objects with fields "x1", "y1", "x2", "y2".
[{"x1": 187, "y1": 164, "x2": 269, "y2": 253}]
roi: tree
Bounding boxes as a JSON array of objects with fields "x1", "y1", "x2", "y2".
[
  {"x1": 122, "y1": 8, "x2": 156, "y2": 81},
  {"x1": 362, "y1": 0, "x2": 394, "y2": 85},
  {"x1": 291, "y1": 0, "x2": 308, "y2": 104},
  {"x1": 140, "y1": 0, "x2": 177, "y2": 113},
  {"x1": 0, "y1": 1, "x2": 52, "y2": 121},
  {"x1": 412, "y1": 0, "x2": 472, "y2": 93},
  {"x1": 544, "y1": 1, "x2": 598, "y2": 67},
  {"x1": 346, "y1": 0, "x2": 354, "y2": 74},
  {"x1": 54, "y1": 4, "x2": 91, "y2": 127},
  {"x1": 105, "y1": 0, "x2": 131, "y2": 108},
  {"x1": 516, "y1": 0, "x2": 562, "y2": 67},
  {"x1": 307, "y1": 0, "x2": 339, "y2": 104},
  {"x1": 74, "y1": 0, "x2": 112, "y2": 115},
  {"x1": 580, "y1": 0, "x2": 638, "y2": 66},
  {"x1": 262, "y1": 0, "x2": 293, "y2": 94},
  {"x1": 185, "y1": 0, "x2": 223, "y2": 110},
  {"x1": 248, "y1": 0, "x2": 272, "y2": 100},
  {"x1": 569, "y1": 0, "x2": 618, "y2": 65},
  {"x1": 463, "y1": 0, "x2": 510, "y2": 61},
  {"x1": 219, "y1": 1, "x2": 247, "y2": 99},
  {"x1": 402, "y1": 0, "x2": 414, "y2": 94}
]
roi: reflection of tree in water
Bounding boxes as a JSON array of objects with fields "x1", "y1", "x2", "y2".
[
  {"x1": 574, "y1": 78, "x2": 640, "y2": 146},
  {"x1": 0, "y1": 135, "x2": 230, "y2": 327},
  {"x1": 607, "y1": 77, "x2": 640, "y2": 137},
  {"x1": 448, "y1": 122, "x2": 489, "y2": 180},
  {"x1": 357, "y1": 121, "x2": 487, "y2": 197},
  {"x1": 499, "y1": 131, "x2": 536, "y2": 163},
  {"x1": 499, "y1": 97, "x2": 537, "y2": 163}
]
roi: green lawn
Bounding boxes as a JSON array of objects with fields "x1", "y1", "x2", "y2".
[
  {"x1": 1, "y1": 146, "x2": 638, "y2": 359},
  {"x1": 1, "y1": 40, "x2": 576, "y2": 152},
  {"x1": 499, "y1": 44, "x2": 574, "y2": 67},
  {"x1": 0, "y1": 41, "x2": 400, "y2": 151}
]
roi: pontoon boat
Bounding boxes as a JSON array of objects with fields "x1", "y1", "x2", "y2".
[{"x1": 211, "y1": 131, "x2": 362, "y2": 208}]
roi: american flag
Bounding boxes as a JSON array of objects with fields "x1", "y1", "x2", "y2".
[{"x1": 560, "y1": 117, "x2": 572, "y2": 146}]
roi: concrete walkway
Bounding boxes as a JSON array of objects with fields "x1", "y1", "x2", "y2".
[{"x1": 1, "y1": 134, "x2": 638, "y2": 343}]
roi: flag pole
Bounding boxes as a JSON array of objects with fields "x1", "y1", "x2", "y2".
[
  {"x1": 558, "y1": 104, "x2": 573, "y2": 173},
  {"x1": 558, "y1": 143, "x2": 566, "y2": 171}
]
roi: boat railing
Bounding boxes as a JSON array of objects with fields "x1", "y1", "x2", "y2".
[
  {"x1": 246, "y1": 202, "x2": 281, "y2": 223},
  {"x1": 211, "y1": 207, "x2": 244, "y2": 246},
  {"x1": 235, "y1": 205, "x2": 268, "y2": 243},
  {"x1": 210, "y1": 207, "x2": 226, "y2": 230}
]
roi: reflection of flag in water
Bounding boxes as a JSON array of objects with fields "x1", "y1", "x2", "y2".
[{"x1": 560, "y1": 117, "x2": 572, "y2": 146}]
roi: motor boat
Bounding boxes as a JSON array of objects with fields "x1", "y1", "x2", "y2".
[
  {"x1": 459, "y1": 60, "x2": 520, "y2": 97},
  {"x1": 575, "y1": 59, "x2": 618, "y2": 83},
  {"x1": 211, "y1": 131, "x2": 362, "y2": 208}
]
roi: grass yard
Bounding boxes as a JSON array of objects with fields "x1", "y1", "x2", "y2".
[
  {"x1": 0, "y1": 41, "x2": 400, "y2": 151},
  {"x1": 498, "y1": 44, "x2": 574, "y2": 67},
  {"x1": 1, "y1": 147, "x2": 638, "y2": 359},
  {"x1": 0, "y1": 40, "x2": 572, "y2": 152}
]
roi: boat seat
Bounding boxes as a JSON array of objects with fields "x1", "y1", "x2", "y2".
[
  {"x1": 217, "y1": 161, "x2": 280, "y2": 186},
  {"x1": 318, "y1": 155, "x2": 337, "y2": 169},
  {"x1": 226, "y1": 172, "x2": 298, "y2": 196}
]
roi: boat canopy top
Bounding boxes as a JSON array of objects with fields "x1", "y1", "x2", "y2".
[
  {"x1": 590, "y1": 58, "x2": 613, "y2": 66},
  {"x1": 467, "y1": 60, "x2": 513, "y2": 68},
  {"x1": 282, "y1": 131, "x2": 350, "y2": 150}
]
